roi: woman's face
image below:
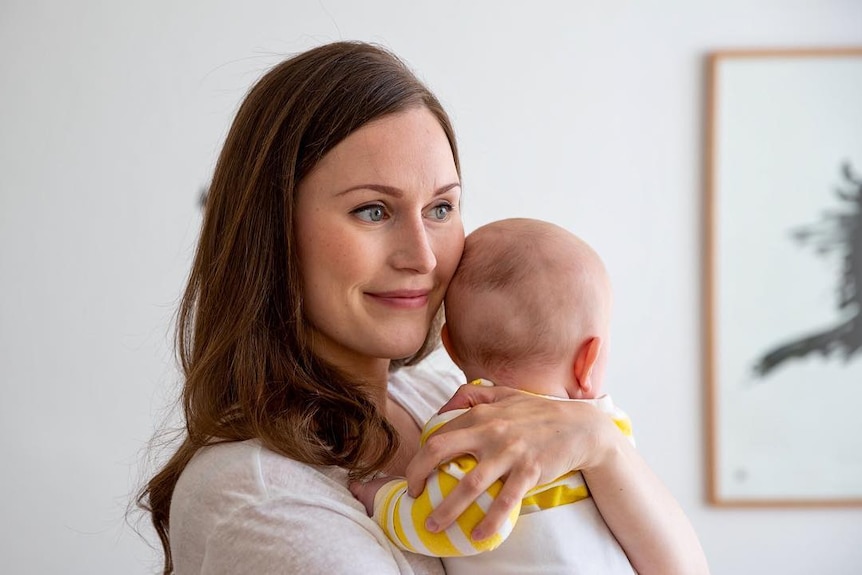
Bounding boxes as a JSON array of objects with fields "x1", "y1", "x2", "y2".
[{"x1": 295, "y1": 107, "x2": 464, "y2": 373}]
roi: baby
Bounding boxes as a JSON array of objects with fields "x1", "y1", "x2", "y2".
[{"x1": 351, "y1": 218, "x2": 636, "y2": 574}]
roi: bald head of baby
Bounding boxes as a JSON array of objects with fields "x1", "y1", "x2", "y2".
[{"x1": 443, "y1": 218, "x2": 612, "y2": 398}]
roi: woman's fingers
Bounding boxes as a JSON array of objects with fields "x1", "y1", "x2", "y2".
[
  {"x1": 423, "y1": 452, "x2": 510, "y2": 532},
  {"x1": 471, "y1": 462, "x2": 540, "y2": 540},
  {"x1": 416, "y1": 423, "x2": 541, "y2": 536},
  {"x1": 405, "y1": 401, "x2": 507, "y2": 496},
  {"x1": 404, "y1": 419, "x2": 479, "y2": 498},
  {"x1": 427, "y1": 454, "x2": 542, "y2": 540},
  {"x1": 406, "y1": 401, "x2": 531, "y2": 531}
]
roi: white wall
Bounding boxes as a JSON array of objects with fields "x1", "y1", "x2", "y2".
[{"x1": 1, "y1": 1, "x2": 861, "y2": 573}]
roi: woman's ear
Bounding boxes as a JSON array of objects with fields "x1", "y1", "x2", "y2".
[
  {"x1": 440, "y1": 323, "x2": 461, "y2": 367},
  {"x1": 573, "y1": 337, "x2": 602, "y2": 395}
]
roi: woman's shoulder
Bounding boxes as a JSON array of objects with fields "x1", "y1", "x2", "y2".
[
  {"x1": 172, "y1": 439, "x2": 356, "y2": 517},
  {"x1": 170, "y1": 440, "x2": 413, "y2": 573}
]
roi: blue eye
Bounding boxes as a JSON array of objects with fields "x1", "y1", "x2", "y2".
[
  {"x1": 429, "y1": 203, "x2": 453, "y2": 221},
  {"x1": 354, "y1": 204, "x2": 387, "y2": 223}
]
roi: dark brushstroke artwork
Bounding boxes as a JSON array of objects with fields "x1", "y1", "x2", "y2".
[{"x1": 752, "y1": 162, "x2": 862, "y2": 378}]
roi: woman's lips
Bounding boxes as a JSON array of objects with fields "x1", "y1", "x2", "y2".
[{"x1": 366, "y1": 289, "x2": 431, "y2": 309}]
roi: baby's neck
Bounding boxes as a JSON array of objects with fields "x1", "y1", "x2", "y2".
[{"x1": 462, "y1": 362, "x2": 598, "y2": 400}]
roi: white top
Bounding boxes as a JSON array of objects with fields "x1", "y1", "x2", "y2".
[{"x1": 169, "y1": 348, "x2": 463, "y2": 575}]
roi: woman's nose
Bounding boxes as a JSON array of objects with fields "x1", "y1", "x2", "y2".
[{"x1": 391, "y1": 216, "x2": 437, "y2": 273}]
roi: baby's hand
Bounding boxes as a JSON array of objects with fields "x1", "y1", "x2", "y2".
[{"x1": 348, "y1": 475, "x2": 398, "y2": 516}]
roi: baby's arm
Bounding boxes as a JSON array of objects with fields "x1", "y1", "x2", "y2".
[{"x1": 349, "y1": 457, "x2": 519, "y2": 557}]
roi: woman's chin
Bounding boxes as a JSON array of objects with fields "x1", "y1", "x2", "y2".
[{"x1": 383, "y1": 338, "x2": 428, "y2": 361}]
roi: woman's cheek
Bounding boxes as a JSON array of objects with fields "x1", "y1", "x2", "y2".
[{"x1": 442, "y1": 228, "x2": 466, "y2": 279}]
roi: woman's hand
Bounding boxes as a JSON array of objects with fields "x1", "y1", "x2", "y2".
[
  {"x1": 404, "y1": 383, "x2": 617, "y2": 540},
  {"x1": 406, "y1": 382, "x2": 711, "y2": 574}
]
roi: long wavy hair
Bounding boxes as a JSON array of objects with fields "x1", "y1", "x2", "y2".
[{"x1": 137, "y1": 41, "x2": 460, "y2": 574}]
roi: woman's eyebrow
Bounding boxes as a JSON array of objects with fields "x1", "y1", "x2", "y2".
[{"x1": 335, "y1": 182, "x2": 461, "y2": 198}]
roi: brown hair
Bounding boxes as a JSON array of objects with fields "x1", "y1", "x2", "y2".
[{"x1": 137, "y1": 41, "x2": 459, "y2": 574}]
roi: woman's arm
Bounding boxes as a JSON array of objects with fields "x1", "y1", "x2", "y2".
[{"x1": 404, "y1": 384, "x2": 709, "y2": 575}]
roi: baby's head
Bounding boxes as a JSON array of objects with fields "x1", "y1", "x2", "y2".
[{"x1": 442, "y1": 218, "x2": 612, "y2": 399}]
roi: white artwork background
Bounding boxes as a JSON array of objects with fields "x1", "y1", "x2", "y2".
[{"x1": 715, "y1": 55, "x2": 862, "y2": 500}]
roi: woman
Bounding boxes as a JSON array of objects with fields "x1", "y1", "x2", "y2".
[{"x1": 139, "y1": 41, "x2": 709, "y2": 574}]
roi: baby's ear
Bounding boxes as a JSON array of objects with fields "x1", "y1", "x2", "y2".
[
  {"x1": 440, "y1": 323, "x2": 461, "y2": 366},
  {"x1": 573, "y1": 337, "x2": 602, "y2": 396}
]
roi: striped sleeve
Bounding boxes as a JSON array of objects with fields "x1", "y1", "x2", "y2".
[
  {"x1": 370, "y1": 408, "x2": 520, "y2": 557},
  {"x1": 371, "y1": 459, "x2": 519, "y2": 557}
]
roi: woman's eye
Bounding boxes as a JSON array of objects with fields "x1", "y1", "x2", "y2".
[
  {"x1": 429, "y1": 203, "x2": 453, "y2": 221},
  {"x1": 353, "y1": 204, "x2": 387, "y2": 223}
]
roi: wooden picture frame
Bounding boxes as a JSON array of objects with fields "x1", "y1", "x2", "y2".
[{"x1": 705, "y1": 48, "x2": 862, "y2": 506}]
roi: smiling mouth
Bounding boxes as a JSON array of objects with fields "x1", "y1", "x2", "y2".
[{"x1": 366, "y1": 290, "x2": 431, "y2": 309}]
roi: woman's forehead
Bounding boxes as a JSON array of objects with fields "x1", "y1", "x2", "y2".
[{"x1": 301, "y1": 108, "x2": 459, "y2": 195}]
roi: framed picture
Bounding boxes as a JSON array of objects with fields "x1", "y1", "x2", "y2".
[{"x1": 705, "y1": 48, "x2": 862, "y2": 506}]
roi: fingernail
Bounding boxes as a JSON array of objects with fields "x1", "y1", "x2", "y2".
[
  {"x1": 425, "y1": 518, "x2": 438, "y2": 533},
  {"x1": 471, "y1": 528, "x2": 484, "y2": 541}
]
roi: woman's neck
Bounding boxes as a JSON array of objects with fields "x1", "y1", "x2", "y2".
[
  {"x1": 356, "y1": 359, "x2": 392, "y2": 408},
  {"x1": 314, "y1": 348, "x2": 392, "y2": 407},
  {"x1": 384, "y1": 395, "x2": 422, "y2": 475}
]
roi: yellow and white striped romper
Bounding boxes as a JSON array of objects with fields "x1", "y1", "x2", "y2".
[{"x1": 371, "y1": 392, "x2": 634, "y2": 558}]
